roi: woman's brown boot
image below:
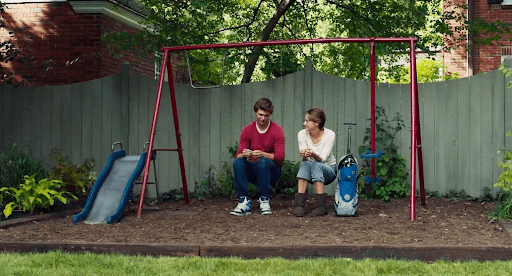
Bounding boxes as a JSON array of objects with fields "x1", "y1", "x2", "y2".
[
  {"x1": 310, "y1": 193, "x2": 327, "y2": 217},
  {"x1": 293, "y1": 193, "x2": 307, "y2": 217}
]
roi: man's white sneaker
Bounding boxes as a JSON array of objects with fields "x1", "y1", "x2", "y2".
[
  {"x1": 230, "y1": 196, "x2": 252, "y2": 216},
  {"x1": 259, "y1": 196, "x2": 272, "y2": 215}
]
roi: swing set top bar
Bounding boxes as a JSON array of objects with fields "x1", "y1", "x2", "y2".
[{"x1": 161, "y1": 37, "x2": 418, "y2": 52}]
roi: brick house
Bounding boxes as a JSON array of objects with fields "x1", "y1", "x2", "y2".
[
  {"x1": 443, "y1": 0, "x2": 512, "y2": 77},
  {"x1": 0, "y1": 0, "x2": 185, "y2": 86}
]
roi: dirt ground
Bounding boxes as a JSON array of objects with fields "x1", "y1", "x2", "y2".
[{"x1": 0, "y1": 195, "x2": 509, "y2": 246}]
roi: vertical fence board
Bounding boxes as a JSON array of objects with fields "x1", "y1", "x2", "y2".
[
  {"x1": 481, "y1": 71, "x2": 493, "y2": 196},
  {"x1": 469, "y1": 74, "x2": 483, "y2": 196},
  {"x1": 445, "y1": 80, "x2": 459, "y2": 194},
  {"x1": 230, "y1": 85, "x2": 243, "y2": 151},
  {"x1": 400, "y1": 84, "x2": 411, "y2": 170},
  {"x1": 177, "y1": 83, "x2": 191, "y2": 192},
  {"x1": 282, "y1": 73, "x2": 296, "y2": 161},
  {"x1": 40, "y1": 86, "x2": 53, "y2": 165},
  {"x1": 111, "y1": 75, "x2": 122, "y2": 156},
  {"x1": 293, "y1": 72, "x2": 303, "y2": 162},
  {"x1": 199, "y1": 88, "x2": 211, "y2": 185},
  {"x1": 423, "y1": 82, "x2": 436, "y2": 193},
  {"x1": 71, "y1": 83, "x2": 83, "y2": 165},
  {"x1": 210, "y1": 88, "x2": 222, "y2": 172},
  {"x1": 323, "y1": 74, "x2": 337, "y2": 195},
  {"x1": 137, "y1": 76, "x2": 149, "y2": 160},
  {"x1": 21, "y1": 86, "x2": 32, "y2": 149},
  {"x1": 389, "y1": 84, "x2": 402, "y2": 153},
  {"x1": 146, "y1": 78, "x2": 158, "y2": 193},
  {"x1": 101, "y1": 76, "x2": 113, "y2": 169},
  {"x1": 31, "y1": 87, "x2": 42, "y2": 162},
  {"x1": 220, "y1": 88, "x2": 232, "y2": 161},
  {"x1": 492, "y1": 69, "x2": 506, "y2": 195},
  {"x1": 11, "y1": 87, "x2": 23, "y2": 149},
  {"x1": 457, "y1": 78, "x2": 471, "y2": 194},
  {"x1": 354, "y1": 80, "x2": 368, "y2": 159},
  {"x1": 341, "y1": 78, "x2": 354, "y2": 156},
  {"x1": 91, "y1": 80, "x2": 103, "y2": 173},
  {"x1": 434, "y1": 81, "x2": 447, "y2": 194},
  {"x1": 81, "y1": 81, "x2": 93, "y2": 167},
  {"x1": 271, "y1": 77, "x2": 284, "y2": 129},
  {"x1": 1, "y1": 86, "x2": 13, "y2": 150},
  {"x1": 61, "y1": 86, "x2": 73, "y2": 158},
  {"x1": 188, "y1": 86, "x2": 201, "y2": 190},
  {"x1": 128, "y1": 75, "x2": 140, "y2": 156},
  {"x1": 337, "y1": 78, "x2": 348, "y2": 160}
]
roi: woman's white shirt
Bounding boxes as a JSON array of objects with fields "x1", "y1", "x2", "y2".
[{"x1": 298, "y1": 128, "x2": 336, "y2": 166}]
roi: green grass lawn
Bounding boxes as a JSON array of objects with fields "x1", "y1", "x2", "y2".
[{"x1": 1, "y1": 251, "x2": 512, "y2": 275}]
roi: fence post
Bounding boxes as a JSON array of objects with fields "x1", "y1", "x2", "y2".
[
  {"x1": 121, "y1": 62, "x2": 130, "y2": 153},
  {"x1": 304, "y1": 59, "x2": 313, "y2": 112}
]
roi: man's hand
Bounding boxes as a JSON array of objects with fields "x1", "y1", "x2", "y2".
[
  {"x1": 240, "y1": 149, "x2": 252, "y2": 158},
  {"x1": 251, "y1": 150, "x2": 266, "y2": 160}
]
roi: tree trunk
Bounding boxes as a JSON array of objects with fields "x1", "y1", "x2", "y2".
[{"x1": 241, "y1": 0, "x2": 296, "y2": 83}]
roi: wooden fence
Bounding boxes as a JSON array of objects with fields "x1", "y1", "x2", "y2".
[{"x1": 1, "y1": 60, "x2": 511, "y2": 197}]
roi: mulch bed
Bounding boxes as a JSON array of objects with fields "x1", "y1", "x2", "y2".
[{"x1": 0, "y1": 195, "x2": 509, "y2": 247}]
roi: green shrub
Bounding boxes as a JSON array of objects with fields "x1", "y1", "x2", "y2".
[
  {"x1": 273, "y1": 160, "x2": 300, "y2": 196},
  {"x1": 358, "y1": 106, "x2": 410, "y2": 201},
  {"x1": 0, "y1": 174, "x2": 77, "y2": 218},
  {"x1": 0, "y1": 143, "x2": 47, "y2": 189},
  {"x1": 491, "y1": 131, "x2": 512, "y2": 221},
  {"x1": 48, "y1": 148, "x2": 97, "y2": 195}
]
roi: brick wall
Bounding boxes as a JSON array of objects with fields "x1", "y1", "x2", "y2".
[
  {"x1": 471, "y1": 0, "x2": 512, "y2": 74},
  {"x1": 0, "y1": 2, "x2": 174, "y2": 86},
  {"x1": 443, "y1": 0, "x2": 512, "y2": 77}
]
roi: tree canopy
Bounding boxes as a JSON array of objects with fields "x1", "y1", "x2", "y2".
[{"x1": 104, "y1": 0, "x2": 512, "y2": 84}]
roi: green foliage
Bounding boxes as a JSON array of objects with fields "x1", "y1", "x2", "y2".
[
  {"x1": 0, "y1": 143, "x2": 47, "y2": 190},
  {"x1": 273, "y1": 160, "x2": 300, "y2": 196},
  {"x1": 48, "y1": 149, "x2": 97, "y2": 195},
  {"x1": 488, "y1": 190, "x2": 512, "y2": 222},
  {"x1": 0, "y1": 174, "x2": 77, "y2": 218},
  {"x1": 108, "y1": 0, "x2": 505, "y2": 84},
  {"x1": 494, "y1": 131, "x2": 512, "y2": 193},
  {"x1": 379, "y1": 58, "x2": 460, "y2": 84},
  {"x1": 358, "y1": 106, "x2": 409, "y2": 202},
  {"x1": 499, "y1": 63, "x2": 512, "y2": 88}
]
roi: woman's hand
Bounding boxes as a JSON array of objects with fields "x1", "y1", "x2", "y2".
[{"x1": 301, "y1": 148, "x2": 321, "y2": 162}]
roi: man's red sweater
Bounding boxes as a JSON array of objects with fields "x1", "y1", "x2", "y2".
[{"x1": 235, "y1": 121, "x2": 285, "y2": 165}]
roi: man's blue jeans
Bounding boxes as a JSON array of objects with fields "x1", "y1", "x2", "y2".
[{"x1": 233, "y1": 157, "x2": 281, "y2": 198}]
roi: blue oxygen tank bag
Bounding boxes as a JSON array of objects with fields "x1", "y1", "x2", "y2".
[{"x1": 334, "y1": 153, "x2": 359, "y2": 216}]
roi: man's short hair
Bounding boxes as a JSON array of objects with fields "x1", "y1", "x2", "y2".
[
  {"x1": 254, "y1": 98, "x2": 274, "y2": 114},
  {"x1": 306, "y1": 108, "x2": 326, "y2": 129}
]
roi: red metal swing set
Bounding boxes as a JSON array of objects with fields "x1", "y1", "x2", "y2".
[{"x1": 137, "y1": 37, "x2": 426, "y2": 221}]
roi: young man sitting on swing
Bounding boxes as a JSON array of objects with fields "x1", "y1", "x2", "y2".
[{"x1": 230, "y1": 98, "x2": 285, "y2": 216}]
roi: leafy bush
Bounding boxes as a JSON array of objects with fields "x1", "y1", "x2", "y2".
[
  {"x1": 48, "y1": 148, "x2": 97, "y2": 195},
  {"x1": 488, "y1": 190, "x2": 512, "y2": 222},
  {"x1": 0, "y1": 143, "x2": 47, "y2": 189},
  {"x1": 358, "y1": 106, "x2": 410, "y2": 201},
  {"x1": 490, "y1": 131, "x2": 512, "y2": 221},
  {"x1": 0, "y1": 174, "x2": 77, "y2": 218},
  {"x1": 273, "y1": 160, "x2": 300, "y2": 196}
]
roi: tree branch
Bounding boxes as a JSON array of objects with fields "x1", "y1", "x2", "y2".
[
  {"x1": 325, "y1": 0, "x2": 377, "y2": 33},
  {"x1": 241, "y1": 0, "x2": 297, "y2": 83}
]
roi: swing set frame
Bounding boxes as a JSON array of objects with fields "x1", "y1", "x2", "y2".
[{"x1": 137, "y1": 37, "x2": 426, "y2": 221}]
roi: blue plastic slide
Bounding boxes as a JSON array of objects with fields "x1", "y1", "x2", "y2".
[{"x1": 73, "y1": 149, "x2": 147, "y2": 224}]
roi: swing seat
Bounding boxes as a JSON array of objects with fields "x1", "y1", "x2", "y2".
[
  {"x1": 360, "y1": 150, "x2": 384, "y2": 159},
  {"x1": 364, "y1": 176, "x2": 382, "y2": 183}
]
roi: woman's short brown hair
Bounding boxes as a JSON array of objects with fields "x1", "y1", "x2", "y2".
[
  {"x1": 254, "y1": 98, "x2": 274, "y2": 114},
  {"x1": 306, "y1": 108, "x2": 326, "y2": 129}
]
